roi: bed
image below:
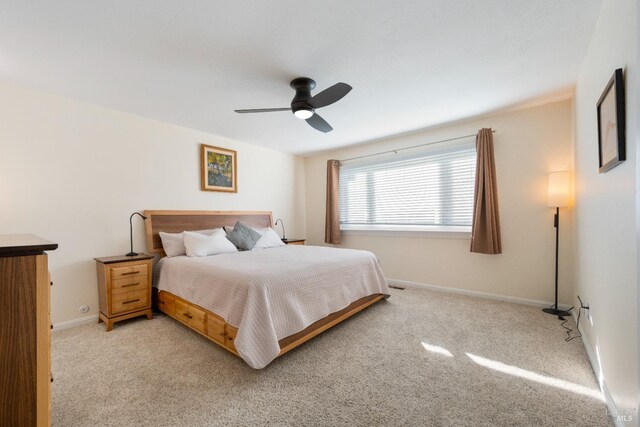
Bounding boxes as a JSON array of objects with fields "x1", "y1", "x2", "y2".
[{"x1": 145, "y1": 210, "x2": 389, "y2": 368}]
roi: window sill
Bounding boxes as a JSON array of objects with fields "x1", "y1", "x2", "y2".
[{"x1": 339, "y1": 224, "x2": 471, "y2": 239}]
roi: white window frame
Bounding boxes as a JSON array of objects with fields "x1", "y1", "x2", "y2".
[{"x1": 338, "y1": 141, "x2": 476, "y2": 238}]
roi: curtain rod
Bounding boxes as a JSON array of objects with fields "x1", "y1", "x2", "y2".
[{"x1": 339, "y1": 129, "x2": 497, "y2": 163}]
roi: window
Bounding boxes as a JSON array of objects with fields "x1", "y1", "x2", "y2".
[{"x1": 339, "y1": 142, "x2": 476, "y2": 232}]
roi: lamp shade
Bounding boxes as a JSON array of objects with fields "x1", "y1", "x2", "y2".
[{"x1": 547, "y1": 171, "x2": 570, "y2": 208}]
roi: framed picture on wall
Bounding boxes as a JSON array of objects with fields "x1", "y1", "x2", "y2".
[
  {"x1": 201, "y1": 144, "x2": 237, "y2": 192},
  {"x1": 596, "y1": 68, "x2": 625, "y2": 173}
]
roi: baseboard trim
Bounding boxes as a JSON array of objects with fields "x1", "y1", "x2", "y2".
[
  {"x1": 571, "y1": 310, "x2": 622, "y2": 427},
  {"x1": 52, "y1": 314, "x2": 98, "y2": 331},
  {"x1": 387, "y1": 278, "x2": 572, "y2": 311}
]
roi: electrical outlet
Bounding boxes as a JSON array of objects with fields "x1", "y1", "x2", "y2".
[
  {"x1": 79, "y1": 305, "x2": 90, "y2": 314},
  {"x1": 577, "y1": 295, "x2": 588, "y2": 309},
  {"x1": 577, "y1": 296, "x2": 591, "y2": 324}
]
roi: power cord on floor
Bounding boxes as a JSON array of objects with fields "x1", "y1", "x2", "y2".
[
  {"x1": 561, "y1": 308, "x2": 580, "y2": 342},
  {"x1": 555, "y1": 296, "x2": 588, "y2": 342}
]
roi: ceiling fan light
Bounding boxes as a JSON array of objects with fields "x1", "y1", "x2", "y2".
[{"x1": 294, "y1": 108, "x2": 314, "y2": 120}]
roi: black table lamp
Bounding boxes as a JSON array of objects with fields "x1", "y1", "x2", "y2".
[
  {"x1": 126, "y1": 212, "x2": 147, "y2": 257},
  {"x1": 275, "y1": 218, "x2": 286, "y2": 240},
  {"x1": 543, "y1": 172, "x2": 571, "y2": 318}
]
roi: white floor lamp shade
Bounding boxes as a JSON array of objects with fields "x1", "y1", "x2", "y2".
[{"x1": 547, "y1": 171, "x2": 570, "y2": 208}]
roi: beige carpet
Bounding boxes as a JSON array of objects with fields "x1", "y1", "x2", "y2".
[{"x1": 51, "y1": 288, "x2": 612, "y2": 426}]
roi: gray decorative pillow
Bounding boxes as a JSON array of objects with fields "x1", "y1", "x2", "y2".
[{"x1": 226, "y1": 221, "x2": 261, "y2": 251}]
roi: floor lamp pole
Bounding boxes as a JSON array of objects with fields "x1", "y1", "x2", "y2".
[{"x1": 543, "y1": 207, "x2": 570, "y2": 318}]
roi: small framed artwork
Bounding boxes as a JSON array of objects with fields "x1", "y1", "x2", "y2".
[
  {"x1": 596, "y1": 68, "x2": 625, "y2": 173},
  {"x1": 201, "y1": 144, "x2": 237, "y2": 192}
]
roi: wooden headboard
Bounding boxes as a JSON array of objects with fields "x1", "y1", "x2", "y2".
[{"x1": 144, "y1": 210, "x2": 273, "y2": 256}]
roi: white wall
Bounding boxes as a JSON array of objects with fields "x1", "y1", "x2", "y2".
[
  {"x1": 637, "y1": 0, "x2": 640, "y2": 414},
  {"x1": 305, "y1": 100, "x2": 575, "y2": 306},
  {"x1": 0, "y1": 81, "x2": 306, "y2": 325},
  {"x1": 574, "y1": 0, "x2": 638, "y2": 421}
]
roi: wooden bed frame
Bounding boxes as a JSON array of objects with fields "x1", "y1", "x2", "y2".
[{"x1": 144, "y1": 210, "x2": 385, "y2": 362}]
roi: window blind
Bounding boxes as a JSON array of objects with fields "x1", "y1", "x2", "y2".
[{"x1": 339, "y1": 143, "x2": 476, "y2": 228}]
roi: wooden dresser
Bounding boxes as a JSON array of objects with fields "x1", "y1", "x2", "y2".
[
  {"x1": 95, "y1": 254, "x2": 154, "y2": 331},
  {"x1": 0, "y1": 234, "x2": 58, "y2": 427}
]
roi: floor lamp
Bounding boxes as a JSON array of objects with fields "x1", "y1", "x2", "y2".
[{"x1": 543, "y1": 171, "x2": 571, "y2": 317}]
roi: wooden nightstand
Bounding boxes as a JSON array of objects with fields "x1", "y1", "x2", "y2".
[
  {"x1": 95, "y1": 254, "x2": 154, "y2": 331},
  {"x1": 282, "y1": 238, "x2": 306, "y2": 245}
]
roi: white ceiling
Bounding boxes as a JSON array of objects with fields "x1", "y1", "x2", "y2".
[{"x1": 0, "y1": 1, "x2": 602, "y2": 155}]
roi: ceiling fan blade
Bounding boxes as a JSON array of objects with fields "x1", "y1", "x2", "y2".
[
  {"x1": 234, "y1": 108, "x2": 290, "y2": 113},
  {"x1": 308, "y1": 83, "x2": 352, "y2": 109},
  {"x1": 306, "y1": 113, "x2": 333, "y2": 133}
]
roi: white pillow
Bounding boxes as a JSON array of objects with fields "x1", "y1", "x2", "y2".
[
  {"x1": 160, "y1": 229, "x2": 221, "y2": 257},
  {"x1": 183, "y1": 229, "x2": 238, "y2": 257},
  {"x1": 252, "y1": 227, "x2": 286, "y2": 250},
  {"x1": 159, "y1": 232, "x2": 186, "y2": 257}
]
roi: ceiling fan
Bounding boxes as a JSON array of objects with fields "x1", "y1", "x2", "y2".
[{"x1": 234, "y1": 77, "x2": 352, "y2": 133}]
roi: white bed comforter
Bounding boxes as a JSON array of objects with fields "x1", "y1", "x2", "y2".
[{"x1": 154, "y1": 245, "x2": 389, "y2": 368}]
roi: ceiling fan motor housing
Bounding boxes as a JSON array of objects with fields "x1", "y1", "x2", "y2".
[
  {"x1": 234, "y1": 76, "x2": 351, "y2": 132},
  {"x1": 290, "y1": 77, "x2": 316, "y2": 116}
]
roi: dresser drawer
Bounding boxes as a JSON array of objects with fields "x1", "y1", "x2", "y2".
[
  {"x1": 175, "y1": 299, "x2": 206, "y2": 334},
  {"x1": 111, "y1": 289, "x2": 149, "y2": 315},
  {"x1": 111, "y1": 263, "x2": 147, "y2": 280},
  {"x1": 112, "y1": 275, "x2": 148, "y2": 294}
]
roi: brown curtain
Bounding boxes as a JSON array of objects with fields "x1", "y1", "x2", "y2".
[
  {"x1": 470, "y1": 128, "x2": 502, "y2": 254},
  {"x1": 325, "y1": 159, "x2": 341, "y2": 244}
]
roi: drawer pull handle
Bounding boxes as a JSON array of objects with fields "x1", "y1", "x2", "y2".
[
  {"x1": 121, "y1": 283, "x2": 140, "y2": 288},
  {"x1": 219, "y1": 332, "x2": 233, "y2": 341},
  {"x1": 50, "y1": 324, "x2": 53, "y2": 330},
  {"x1": 183, "y1": 313, "x2": 193, "y2": 319},
  {"x1": 123, "y1": 299, "x2": 140, "y2": 304},
  {"x1": 120, "y1": 271, "x2": 138, "y2": 276}
]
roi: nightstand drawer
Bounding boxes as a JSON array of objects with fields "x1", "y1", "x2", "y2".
[
  {"x1": 111, "y1": 264, "x2": 147, "y2": 280},
  {"x1": 112, "y1": 275, "x2": 148, "y2": 294},
  {"x1": 111, "y1": 289, "x2": 149, "y2": 315},
  {"x1": 175, "y1": 299, "x2": 206, "y2": 334}
]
